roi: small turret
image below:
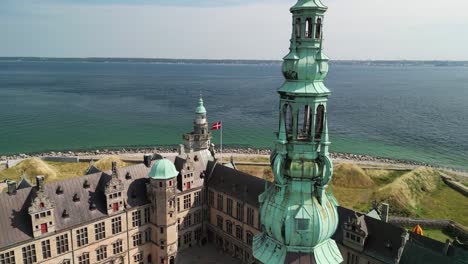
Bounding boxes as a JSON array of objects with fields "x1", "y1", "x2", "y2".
[{"x1": 183, "y1": 96, "x2": 212, "y2": 152}]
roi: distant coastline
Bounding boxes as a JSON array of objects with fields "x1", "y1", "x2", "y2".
[{"x1": 1, "y1": 57, "x2": 468, "y2": 67}]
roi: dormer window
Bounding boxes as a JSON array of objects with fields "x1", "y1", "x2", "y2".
[
  {"x1": 62, "y1": 210, "x2": 69, "y2": 218},
  {"x1": 315, "y1": 18, "x2": 322, "y2": 39},
  {"x1": 297, "y1": 219, "x2": 309, "y2": 231},
  {"x1": 125, "y1": 172, "x2": 132, "y2": 180},
  {"x1": 83, "y1": 180, "x2": 90, "y2": 189},
  {"x1": 73, "y1": 193, "x2": 80, "y2": 202},
  {"x1": 56, "y1": 185, "x2": 63, "y2": 194}
]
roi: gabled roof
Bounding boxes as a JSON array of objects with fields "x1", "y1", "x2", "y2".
[
  {"x1": 85, "y1": 165, "x2": 101, "y2": 175},
  {"x1": 0, "y1": 162, "x2": 153, "y2": 249},
  {"x1": 333, "y1": 207, "x2": 406, "y2": 263},
  {"x1": 206, "y1": 161, "x2": 266, "y2": 207}
]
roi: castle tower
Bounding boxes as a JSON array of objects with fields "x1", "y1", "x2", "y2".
[
  {"x1": 146, "y1": 159, "x2": 179, "y2": 264},
  {"x1": 253, "y1": 0, "x2": 343, "y2": 263},
  {"x1": 183, "y1": 97, "x2": 211, "y2": 152}
]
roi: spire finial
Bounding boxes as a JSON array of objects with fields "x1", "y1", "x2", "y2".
[{"x1": 195, "y1": 94, "x2": 206, "y2": 114}]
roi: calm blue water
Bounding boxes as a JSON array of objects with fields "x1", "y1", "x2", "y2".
[{"x1": 0, "y1": 61, "x2": 467, "y2": 170}]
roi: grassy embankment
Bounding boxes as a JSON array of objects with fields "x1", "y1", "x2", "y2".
[
  {"x1": 236, "y1": 160, "x2": 468, "y2": 228},
  {"x1": 0, "y1": 156, "x2": 132, "y2": 183}
]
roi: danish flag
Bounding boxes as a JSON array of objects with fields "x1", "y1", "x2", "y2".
[{"x1": 211, "y1": 121, "x2": 222, "y2": 130}]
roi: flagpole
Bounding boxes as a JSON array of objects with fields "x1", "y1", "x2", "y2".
[{"x1": 220, "y1": 120, "x2": 223, "y2": 164}]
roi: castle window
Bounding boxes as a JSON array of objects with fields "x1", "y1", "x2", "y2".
[
  {"x1": 315, "y1": 18, "x2": 322, "y2": 39},
  {"x1": 284, "y1": 104, "x2": 293, "y2": 138},
  {"x1": 217, "y1": 194, "x2": 223, "y2": 211},
  {"x1": 208, "y1": 190, "x2": 214, "y2": 206},
  {"x1": 194, "y1": 210, "x2": 202, "y2": 224},
  {"x1": 113, "y1": 240, "x2": 123, "y2": 254},
  {"x1": 227, "y1": 198, "x2": 233, "y2": 216},
  {"x1": 297, "y1": 219, "x2": 309, "y2": 231},
  {"x1": 177, "y1": 198, "x2": 180, "y2": 211},
  {"x1": 73, "y1": 193, "x2": 80, "y2": 202},
  {"x1": 56, "y1": 185, "x2": 63, "y2": 194},
  {"x1": 183, "y1": 214, "x2": 192, "y2": 228},
  {"x1": 247, "y1": 207, "x2": 254, "y2": 226},
  {"x1": 145, "y1": 228, "x2": 152, "y2": 242},
  {"x1": 77, "y1": 252, "x2": 89, "y2": 264},
  {"x1": 41, "y1": 240, "x2": 51, "y2": 259},
  {"x1": 314, "y1": 105, "x2": 325, "y2": 141},
  {"x1": 132, "y1": 210, "x2": 142, "y2": 227},
  {"x1": 0, "y1": 250, "x2": 15, "y2": 264},
  {"x1": 96, "y1": 246, "x2": 107, "y2": 261},
  {"x1": 236, "y1": 202, "x2": 244, "y2": 221},
  {"x1": 133, "y1": 233, "x2": 142, "y2": 247},
  {"x1": 144, "y1": 207, "x2": 150, "y2": 223},
  {"x1": 39, "y1": 202, "x2": 44, "y2": 208},
  {"x1": 235, "y1": 225, "x2": 243, "y2": 240},
  {"x1": 183, "y1": 232, "x2": 192, "y2": 246},
  {"x1": 295, "y1": 17, "x2": 301, "y2": 38},
  {"x1": 183, "y1": 194, "x2": 192, "y2": 210},
  {"x1": 194, "y1": 191, "x2": 201, "y2": 207},
  {"x1": 133, "y1": 252, "x2": 143, "y2": 264},
  {"x1": 94, "y1": 222, "x2": 106, "y2": 241},
  {"x1": 21, "y1": 244, "x2": 36, "y2": 264},
  {"x1": 76, "y1": 227, "x2": 88, "y2": 247},
  {"x1": 216, "y1": 215, "x2": 223, "y2": 229},
  {"x1": 305, "y1": 18, "x2": 312, "y2": 38},
  {"x1": 112, "y1": 216, "x2": 122, "y2": 234},
  {"x1": 169, "y1": 180, "x2": 173, "y2": 186},
  {"x1": 159, "y1": 182, "x2": 163, "y2": 188},
  {"x1": 195, "y1": 228, "x2": 202, "y2": 241},
  {"x1": 246, "y1": 231, "x2": 253, "y2": 246},
  {"x1": 226, "y1": 220, "x2": 233, "y2": 235},
  {"x1": 56, "y1": 234, "x2": 69, "y2": 254}
]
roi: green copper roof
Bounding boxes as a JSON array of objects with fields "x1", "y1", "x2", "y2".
[
  {"x1": 195, "y1": 97, "x2": 206, "y2": 114},
  {"x1": 148, "y1": 159, "x2": 178, "y2": 180},
  {"x1": 291, "y1": 0, "x2": 327, "y2": 11}
]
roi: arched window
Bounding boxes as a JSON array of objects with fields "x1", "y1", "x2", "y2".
[
  {"x1": 297, "y1": 105, "x2": 312, "y2": 141},
  {"x1": 284, "y1": 104, "x2": 293, "y2": 138},
  {"x1": 295, "y1": 18, "x2": 301, "y2": 38},
  {"x1": 305, "y1": 18, "x2": 312, "y2": 38},
  {"x1": 314, "y1": 105, "x2": 325, "y2": 141},
  {"x1": 315, "y1": 18, "x2": 322, "y2": 39}
]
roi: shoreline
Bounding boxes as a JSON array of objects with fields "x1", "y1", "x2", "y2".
[{"x1": 1, "y1": 146, "x2": 466, "y2": 175}]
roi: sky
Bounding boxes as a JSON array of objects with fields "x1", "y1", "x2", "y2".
[{"x1": 1, "y1": 0, "x2": 468, "y2": 60}]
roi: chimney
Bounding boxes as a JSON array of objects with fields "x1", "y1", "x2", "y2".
[
  {"x1": 178, "y1": 144, "x2": 185, "y2": 155},
  {"x1": 143, "y1": 154, "x2": 152, "y2": 168},
  {"x1": 7, "y1": 180, "x2": 16, "y2": 195},
  {"x1": 111, "y1": 161, "x2": 117, "y2": 177},
  {"x1": 36, "y1": 175, "x2": 45, "y2": 191},
  {"x1": 443, "y1": 239, "x2": 452, "y2": 255},
  {"x1": 381, "y1": 203, "x2": 389, "y2": 223}
]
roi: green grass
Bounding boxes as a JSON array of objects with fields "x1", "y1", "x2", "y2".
[{"x1": 404, "y1": 227, "x2": 455, "y2": 243}]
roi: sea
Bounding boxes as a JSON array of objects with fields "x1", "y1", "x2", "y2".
[{"x1": 0, "y1": 59, "x2": 467, "y2": 171}]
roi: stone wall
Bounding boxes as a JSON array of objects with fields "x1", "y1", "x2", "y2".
[
  {"x1": 389, "y1": 217, "x2": 468, "y2": 241},
  {"x1": 441, "y1": 173, "x2": 468, "y2": 197},
  {"x1": 41, "y1": 156, "x2": 80, "y2": 163}
]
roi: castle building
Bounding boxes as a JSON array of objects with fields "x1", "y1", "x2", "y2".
[{"x1": 0, "y1": 1, "x2": 467, "y2": 264}]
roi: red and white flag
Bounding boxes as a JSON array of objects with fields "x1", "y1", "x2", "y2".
[{"x1": 211, "y1": 121, "x2": 222, "y2": 130}]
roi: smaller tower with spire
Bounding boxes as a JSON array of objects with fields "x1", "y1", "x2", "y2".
[{"x1": 183, "y1": 96, "x2": 211, "y2": 152}]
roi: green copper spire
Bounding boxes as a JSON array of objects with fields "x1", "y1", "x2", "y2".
[
  {"x1": 195, "y1": 96, "x2": 206, "y2": 114},
  {"x1": 253, "y1": 0, "x2": 343, "y2": 263}
]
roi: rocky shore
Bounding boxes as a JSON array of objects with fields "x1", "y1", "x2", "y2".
[
  {"x1": 0, "y1": 146, "x2": 439, "y2": 165},
  {"x1": 0, "y1": 146, "x2": 466, "y2": 175}
]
